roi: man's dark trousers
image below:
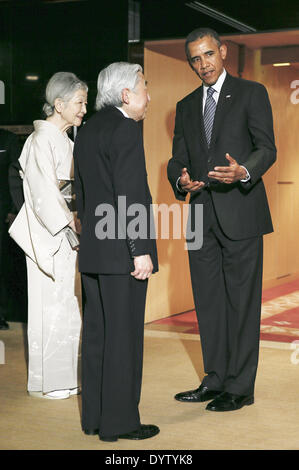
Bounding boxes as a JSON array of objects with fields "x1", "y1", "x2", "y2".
[
  {"x1": 188, "y1": 192, "x2": 263, "y2": 396},
  {"x1": 0, "y1": 215, "x2": 9, "y2": 321},
  {"x1": 81, "y1": 273, "x2": 148, "y2": 436}
]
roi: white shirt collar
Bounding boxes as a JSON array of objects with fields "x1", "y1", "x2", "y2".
[
  {"x1": 116, "y1": 106, "x2": 129, "y2": 118},
  {"x1": 203, "y1": 68, "x2": 227, "y2": 96}
]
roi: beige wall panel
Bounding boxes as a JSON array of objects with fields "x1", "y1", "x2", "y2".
[
  {"x1": 292, "y1": 183, "x2": 299, "y2": 272},
  {"x1": 261, "y1": 65, "x2": 299, "y2": 182},
  {"x1": 243, "y1": 48, "x2": 255, "y2": 81},
  {"x1": 241, "y1": 53, "x2": 279, "y2": 281},
  {"x1": 143, "y1": 49, "x2": 199, "y2": 323},
  {"x1": 261, "y1": 173, "x2": 279, "y2": 281},
  {"x1": 223, "y1": 41, "x2": 239, "y2": 76},
  {"x1": 276, "y1": 184, "x2": 295, "y2": 278},
  {"x1": 245, "y1": 60, "x2": 299, "y2": 281}
]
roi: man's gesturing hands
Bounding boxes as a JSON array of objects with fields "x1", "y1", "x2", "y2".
[
  {"x1": 208, "y1": 153, "x2": 247, "y2": 184},
  {"x1": 179, "y1": 154, "x2": 247, "y2": 192},
  {"x1": 179, "y1": 168, "x2": 205, "y2": 193}
]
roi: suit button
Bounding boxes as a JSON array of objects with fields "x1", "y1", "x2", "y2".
[{"x1": 207, "y1": 158, "x2": 212, "y2": 163}]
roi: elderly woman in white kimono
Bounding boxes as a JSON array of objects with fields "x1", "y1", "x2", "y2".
[{"x1": 9, "y1": 72, "x2": 88, "y2": 399}]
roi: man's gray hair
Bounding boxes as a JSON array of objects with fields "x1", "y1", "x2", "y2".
[
  {"x1": 95, "y1": 62, "x2": 142, "y2": 111},
  {"x1": 43, "y1": 71, "x2": 88, "y2": 117}
]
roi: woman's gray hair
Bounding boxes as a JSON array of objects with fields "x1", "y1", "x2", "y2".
[
  {"x1": 95, "y1": 62, "x2": 142, "y2": 111},
  {"x1": 43, "y1": 71, "x2": 88, "y2": 117}
]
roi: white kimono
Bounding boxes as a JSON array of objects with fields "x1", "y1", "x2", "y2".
[{"x1": 9, "y1": 120, "x2": 81, "y2": 393}]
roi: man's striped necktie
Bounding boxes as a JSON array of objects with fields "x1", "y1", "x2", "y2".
[{"x1": 203, "y1": 87, "x2": 216, "y2": 147}]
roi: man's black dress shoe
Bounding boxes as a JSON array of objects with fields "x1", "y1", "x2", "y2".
[
  {"x1": 174, "y1": 384, "x2": 222, "y2": 403},
  {"x1": 99, "y1": 424, "x2": 160, "y2": 442},
  {"x1": 206, "y1": 392, "x2": 254, "y2": 411},
  {"x1": 0, "y1": 318, "x2": 9, "y2": 330}
]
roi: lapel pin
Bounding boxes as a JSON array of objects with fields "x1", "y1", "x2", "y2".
[{"x1": 226, "y1": 95, "x2": 231, "y2": 99}]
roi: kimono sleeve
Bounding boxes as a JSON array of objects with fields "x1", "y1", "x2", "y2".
[{"x1": 24, "y1": 133, "x2": 73, "y2": 236}]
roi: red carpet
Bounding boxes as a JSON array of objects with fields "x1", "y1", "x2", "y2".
[{"x1": 151, "y1": 279, "x2": 299, "y2": 344}]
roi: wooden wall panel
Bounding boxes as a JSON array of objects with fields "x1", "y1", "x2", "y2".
[
  {"x1": 276, "y1": 184, "x2": 295, "y2": 278},
  {"x1": 143, "y1": 49, "x2": 199, "y2": 323},
  {"x1": 143, "y1": 36, "x2": 299, "y2": 322},
  {"x1": 243, "y1": 58, "x2": 299, "y2": 281},
  {"x1": 242, "y1": 51, "x2": 279, "y2": 281}
]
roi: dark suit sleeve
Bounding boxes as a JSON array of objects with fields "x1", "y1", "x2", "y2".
[
  {"x1": 73, "y1": 151, "x2": 84, "y2": 221},
  {"x1": 7, "y1": 133, "x2": 23, "y2": 213},
  {"x1": 110, "y1": 118, "x2": 153, "y2": 258},
  {"x1": 167, "y1": 102, "x2": 190, "y2": 201},
  {"x1": 241, "y1": 83, "x2": 276, "y2": 188}
]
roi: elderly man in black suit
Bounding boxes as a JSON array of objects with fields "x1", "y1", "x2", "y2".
[
  {"x1": 167, "y1": 28, "x2": 276, "y2": 412},
  {"x1": 0, "y1": 129, "x2": 21, "y2": 330},
  {"x1": 74, "y1": 62, "x2": 159, "y2": 441}
]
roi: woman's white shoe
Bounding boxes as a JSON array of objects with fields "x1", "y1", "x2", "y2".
[
  {"x1": 28, "y1": 388, "x2": 80, "y2": 399},
  {"x1": 43, "y1": 390, "x2": 71, "y2": 399}
]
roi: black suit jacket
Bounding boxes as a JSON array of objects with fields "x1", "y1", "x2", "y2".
[
  {"x1": 167, "y1": 73, "x2": 277, "y2": 240},
  {"x1": 0, "y1": 129, "x2": 21, "y2": 218},
  {"x1": 74, "y1": 106, "x2": 158, "y2": 274}
]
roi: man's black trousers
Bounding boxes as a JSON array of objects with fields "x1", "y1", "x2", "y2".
[
  {"x1": 188, "y1": 196, "x2": 263, "y2": 396},
  {"x1": 81, "y1": 273, "x2": 148, "y2": 436}
]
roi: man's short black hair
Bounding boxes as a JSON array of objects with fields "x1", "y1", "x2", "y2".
[{"x1": 185, "y1": 28, "x2": 222, "y2": 65}]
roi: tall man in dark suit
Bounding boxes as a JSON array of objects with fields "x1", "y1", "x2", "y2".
[
  {"x1": 74, "y1": 62, "x2": 159, "y2": 441},
  {"x1": 167, "y1": 28, "x2": 276, "y2": 412},
  {"x1": 0, "y1": 129, "x2": 21, "y2": 329}
]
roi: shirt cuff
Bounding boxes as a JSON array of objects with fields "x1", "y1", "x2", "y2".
[
  {"x1": 176, "y1": 176, "x2": 187, "y2": 194},
  {"x1": 240, "y1": 166, "x2": 251, "y2": 182}
]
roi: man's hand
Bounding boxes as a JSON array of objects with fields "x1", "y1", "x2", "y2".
[
  {"x1": 208, "y1": 153, "x2": 247, "y2": 184},
  {"x1": 179, "y1": 168, "x2": 205, "y2": 192},
  {"x1": 131, "y1": 254, "x2": 153, "y2": 280}
]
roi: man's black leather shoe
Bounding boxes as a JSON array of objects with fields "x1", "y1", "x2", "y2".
[
  {"x1": 174, "y1": 384, "x2": 222, "y2": 403},
  {"x1": 99, "y1": 424, "x2": 160, "y2": 442},
  {"x1": 0, "y1": 318, "x2": 9, "y2": 330},
  {"x1": 206, "y1": 392, "x2": 254, "y2": 411}
]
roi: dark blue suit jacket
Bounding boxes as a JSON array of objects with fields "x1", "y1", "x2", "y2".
[{"x1": 168, "y1": 73, "x2": 277, "y2": 240}]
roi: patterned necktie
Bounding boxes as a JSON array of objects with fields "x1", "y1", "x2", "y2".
[{"x1": 203, "y1": 87, "x2": 216, "y2": 147}]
